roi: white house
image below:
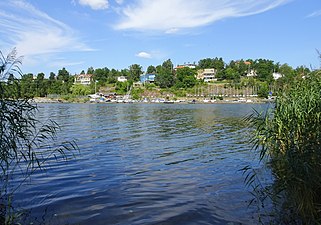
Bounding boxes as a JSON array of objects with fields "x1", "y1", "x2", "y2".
[
  {"x1": 74, "y1": 74, "x2": 93, "y2": 85},
  {"x1": 117, "y1": 76, "x2": 127, "y2": 82},
  {"x1": 197, "y1": 68, "x2": 217, "y2": 82},
  {"x1": 246, "y1": 69, "x2": 257, "y2": 77},
  {"x1": 273, "y1": 72, "x2": 283, "y2": 80}
]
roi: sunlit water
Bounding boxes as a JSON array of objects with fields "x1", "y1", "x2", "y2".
[{"x1": 13, "y1": 103, "x2": 269, "y2": 225}]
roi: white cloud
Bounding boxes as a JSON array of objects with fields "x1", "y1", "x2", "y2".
[
  {"x1": 0, "y1": 0, "x2": 92, "y2": 67},
  {"x1": 307, "y1": 9, "x2": 321, "y2": 18},
  {"x1": 115, "y1": 0, "x2": 124, "y2": 5},
  {"x1": 49, "y1": 59, "x2": 85, "y2": 68},
  {"x1": 78, "y1": 0, "x2": 109, "y2": 10},
  {"x1": 136, "y1": 51, "x2": 152, "y2": 59},
  {"x1": 165, "y1": 28, "x2": 179, "y2": 34},
  {"x1": 115, "y1": 0, "x2": 291, "y2": 32}
]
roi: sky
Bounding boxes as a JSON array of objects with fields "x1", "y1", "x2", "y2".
[{"x1": 0, "y1": 0, "x2": 320, "y2": 76}]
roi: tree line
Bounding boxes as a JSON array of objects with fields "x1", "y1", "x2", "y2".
[{"x1": 2, "y1": 57, "x2": 311, "y2": 98}]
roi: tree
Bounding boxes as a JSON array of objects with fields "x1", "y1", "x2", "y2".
[
  {"x1": 253, "y1": 59, "x2": 274, "y2": 82},
  {"x1": 86, "y1": 66, "x2": 94, "y2": 75},
  {"x1": 147, "y1": 65, "x2": 156, "y2": 74},
  {"x1": 198, "y1": 58, "x2": 213, "y2": 69},
  {"x1": 235, "y1": 59, "x2": 249, "y2": 76},
  {"x1": 279, "y1": 63, "x2": 295, "y2": 79},
  {"x1": 49, "y1": 72, "x2": 56, "y2": 80},
  {"x1": 155, "y1": 67, "x2": 175, "y2": 88},
  {"x1": 0, "y1": 49, "x2": 77, "y2": 224},
  {"x1": 213, "y1": 57, "x2": 225, "y2": 71},
  {"x1": 20, "y1": 73, "x2": 36, "y2": 97},
  {"x1": 35, "y1": 72, "x2": 48, "y2": 97},
  {"x1": 198, "y1": 57, "x2": 225, "y2": 71},
  {"x1": 224, "y1": 67, "x2": 240, "y2": 80},
  {"x1": 162, "y1": 59, "x2": 174, "y2": 72},
  {"x1": 94, "y1": 67, "x2": 109, "y2": 84},
  {"x1": 295, "y1": 66, "x2": 310, "y2": 78},
  {"x1": 57, "y1": 67, "x2": 70, "y2": 82},
  {"x1": 175, "y1": 67, "x2": 197, "y2": 88},
  {"x1": 129, "y1": 64, "x2": 143, "y2": 82},
  {"x1": 120, "y1": 68, "x2": 130, "y2": 78},
  {"x1": 70, "y1": 83, "x2": 91, "y2": 96},
  {"x1": 257, "y1": 82, "x2": 269, "y2": 98},
  {"x1": 108, "y1": 69, "x2": 119, "y2": 83},
  {"x1": 154, "y1": 59, "x2": 175, "y2": 88}
]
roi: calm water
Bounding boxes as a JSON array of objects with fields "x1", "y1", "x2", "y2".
[{"x1": 14, "y1": 103, "x2": 269, "y2": 225}]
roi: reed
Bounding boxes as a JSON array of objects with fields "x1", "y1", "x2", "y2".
[
  {"x1": 0, "y1": 49, "x2": 78, "y2": 224},
  {"x1": 245, "y1": 70, "x2": 321, "y2": 224}
]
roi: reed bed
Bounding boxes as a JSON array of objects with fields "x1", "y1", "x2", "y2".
[{"x1": 246, "y1": 71, "x2": 321, "y2": 224}]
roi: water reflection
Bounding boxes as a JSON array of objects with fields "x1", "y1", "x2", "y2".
[{"x1": 15, "y1": 103, "x2": 267, "y2": 225}]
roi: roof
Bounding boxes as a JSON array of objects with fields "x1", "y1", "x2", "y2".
[{"x1": 75, "y1": 74, "x2": 93, "y2": 78}]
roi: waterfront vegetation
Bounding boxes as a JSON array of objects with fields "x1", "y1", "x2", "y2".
[
  {"x1": 1, "y1": 54, "x2": 311, "y2": 101},
  {"x1": 245, "y1": 69, "x2": 321, "y2": 224},
  {"x1": 0, "y1": 49, "x2": 78, "y2": 224}
]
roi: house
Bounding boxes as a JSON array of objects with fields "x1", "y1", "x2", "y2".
[
  {"x1": 140, "y1": 73, "x2": 156, "y2": 83},
  {"x1": 117, "y1": 76, "x2": 127, "y2": 82},
  {"x1": 273, "y1": 72, "x2": 283, "y2": 80},
  {"x1": 197, "y1": 68, "x2": 217, "y2": 82},
  {"x1": 246, "y1": 69, "x2": 257, "y2": 77},
  {"x1": 74, "y1": 74, "x2": 93, "y2": 85},
  {"x1": 235, "y1": 60, "x2": 252, "y2": 66},
  {"x1": 174, "y1": 63, "x2": 196, "y2": 70}
]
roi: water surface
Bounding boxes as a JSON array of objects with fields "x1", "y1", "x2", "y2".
[{"x1": 15, "y1": 103, "x2": 268, "y2": 225}]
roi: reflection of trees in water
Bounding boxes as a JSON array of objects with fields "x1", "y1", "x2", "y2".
[{"x1": 149, "y1": 104, "x2": 255, "y2": 137}]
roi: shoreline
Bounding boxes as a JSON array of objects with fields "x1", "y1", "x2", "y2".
[{"x1": 33, "y1": 97, "x2": 272, "y2": 104}]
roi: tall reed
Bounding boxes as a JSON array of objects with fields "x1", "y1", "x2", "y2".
[
  {"x1": 0, "y1": 49, "x2": 78, "y2": 224},
  {"x1": 246, "y1": 71, "x2": 321, "y2": 224}
]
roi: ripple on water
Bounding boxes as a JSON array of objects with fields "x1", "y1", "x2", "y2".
[{"x1": 14, "y1": 103, "x2": 269, "y2": 225}]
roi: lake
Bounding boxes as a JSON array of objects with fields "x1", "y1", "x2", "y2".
[{"x1": 13, "y1": 103, "x2": 269, "y2": 225}]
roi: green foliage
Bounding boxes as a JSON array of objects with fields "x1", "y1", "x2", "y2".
[
  {"x1": 0, "y1": 49, "x2": 78, "y2": 224},
  {"x1": 170, "y1": 88, "x2": 187, "y2": 98},
  {"x1": 94, "y1": 67, "x2": 109, "y2": 84},
  {"x1": 107, "y1": 68, "x2": 119, "y2": 84},
  {"x1": 154, "y1": 67, "x2": 175, "y2": 88},
  {"x1": 198, "y1": 57, "x2": 224, "y2": 71},
  {"x1": 70, "y1": 84, "x2": 91, "y2": 96},
  {"x1": 144, "y1": 82, "x2": 156, "y2": 90},
  {"x1": 57, "y1": 67, "x2": 70, "y2": 82},
  {"x1": 245, "y1": 71, "x2": 321, "y2": 224},
  {"x1": 154, "y1": 60, "x2": 175, "y2": 88},
  {"x1": 236, "y1": 59, "x2": 250, "y2": 76},
  {"x1": 161, "y1": 59, "x2": 174, "y2": 71},
  {"x1": 115, "y1": 81, "x2": 130, "y2": 95},
  {"x1": 86, "y1": 66, "x2": 94, "y2": 75},
  {"x1": 253, "y1": 59, "x2": 274, "y2": 82},
  {"x1": 224, "y1": 67, "x2": 240, "y2": 80},
  {"x1": 175, "y1": 67, "x2": 197, "y2": 88},
  {"x1": 131, "y1": 87, "x2": 144, "y2": 100},
  {"x1": 129, "y1": 64, "x2": 143, "y2": 82},
  {"x1": 147, "y1": 65, "x2": 156, "y2": 74},
  {"x1": 257, "y1": 82, "x2": 269, "y2": 98}
]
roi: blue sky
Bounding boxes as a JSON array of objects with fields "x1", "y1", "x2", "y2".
[{"x1": 0, "y1": 0, "x2": 320, "y2": 76}]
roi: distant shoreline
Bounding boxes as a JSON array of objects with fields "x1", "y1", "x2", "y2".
[{"x1": 33, "y1": 97, "x2": 272, "y2": 104}]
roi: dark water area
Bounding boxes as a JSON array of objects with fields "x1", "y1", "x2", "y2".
[{"x1": 13, "y1": 103, "x2": 270, "y2": 225}]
